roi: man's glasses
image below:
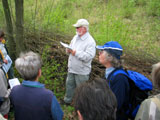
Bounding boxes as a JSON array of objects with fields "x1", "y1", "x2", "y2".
[{"x1": 76, "y1": 26, "x2": 82, "y2": 29}]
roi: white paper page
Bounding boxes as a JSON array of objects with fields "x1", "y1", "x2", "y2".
[
  {"x1": 60, "y1": 41, "x2": 72, "y2": 50},
  {"x1": 9, "y1": 78, "x2": 20, "y2": 89}
]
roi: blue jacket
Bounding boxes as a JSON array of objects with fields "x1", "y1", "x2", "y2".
[
  {"x1": 10, "y1": 80, "x2": 63, "y2": 120},
  {"x1": 107, "y1": 68, "x2": 130, "y2": 120}
]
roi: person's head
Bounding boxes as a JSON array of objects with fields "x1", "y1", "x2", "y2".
[
  {"x1": 96, "y1": 41, "x2": 123, "y2": 68},
  {"x1": 15, "y1": 51, "x2": 42, "y2": 81},
  {"x1": 73, "y1": 19, "x2": 89, "y2": 37},
  {"x1": 73, "y1": 79, "x2": 117, "y2": 120},
  {"x1": 152, "y1": 62, "x2": 160, "y2": 88}
]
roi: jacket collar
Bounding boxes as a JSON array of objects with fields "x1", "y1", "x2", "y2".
[{"x1": 22, "y1": 80, "x2": 45, "y2": 88}]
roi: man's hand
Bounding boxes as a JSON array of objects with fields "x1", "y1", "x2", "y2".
[
  {"x1": 66, "y1": 48, "x2": 72, "y2": 54},
  {"x1": 71, "y1": 50, "x2": 76, "y2": 56},
  {"x1": 66, "y1": 48, "x2": 76, "y2": 56}
]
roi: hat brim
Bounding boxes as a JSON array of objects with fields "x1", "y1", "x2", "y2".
[
  {"x1": 73, "y1": 24, "x2": 81, "y2": 27},
  {"x1": 96, "y1": 45, "x2": 104, "y2": 49}
]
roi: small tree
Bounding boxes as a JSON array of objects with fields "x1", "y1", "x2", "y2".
[
  {"x1": 15, "y1": 0, "x2": 25, "y2": 56},
  {"x1": 2, "y1": 0, "x2": 16, "y2": 60}
]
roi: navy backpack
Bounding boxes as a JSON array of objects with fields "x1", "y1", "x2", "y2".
[{"x1": 108, "y1": 68, "x2": 153, "y2": 119}]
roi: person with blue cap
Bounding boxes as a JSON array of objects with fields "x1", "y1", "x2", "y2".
[{"x1": 97, "y1": 41, "x2": 130, "y2": 120}]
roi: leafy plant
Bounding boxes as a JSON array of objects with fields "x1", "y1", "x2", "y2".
[
  {"x1": 147, "y1": 0, "x2": 160, "y2": 17},
  {"x1": 39, "y1": 45, "x2": 67, "y2": 98}
]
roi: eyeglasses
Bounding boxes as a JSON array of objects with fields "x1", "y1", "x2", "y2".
[
  {"x1": 76, "y1": 26, "x2": 82, "y2": 29},
  {"x1": 99, "y1": 50, "x2": 104, "y2": 54}
]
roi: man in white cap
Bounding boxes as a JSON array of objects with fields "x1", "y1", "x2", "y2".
[{"x1": 63, "y1": 19, "x2": 96, "y2": 105}]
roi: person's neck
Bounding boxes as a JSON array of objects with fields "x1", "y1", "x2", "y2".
[
  {"x1": 35, "y1": 75, "x2": 40, "y2": 82},
  {"x1": 79, "y1": 31, "x2": 87, "y2": 37},
  {"x1": 105, "y1": 63, "x2": 112, "y2": 69}
]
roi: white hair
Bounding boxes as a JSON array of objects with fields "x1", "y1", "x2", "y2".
[
  {"x1": 15, "y1": 51, "x2": 42, "y2": 81},
  {"x1": 83, "y1": 25, "x2": 89, "y2": 31}
]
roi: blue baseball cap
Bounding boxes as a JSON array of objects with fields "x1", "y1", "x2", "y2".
[{"x1": 96, "y1": 41, "x2": 123, "y2": 59}]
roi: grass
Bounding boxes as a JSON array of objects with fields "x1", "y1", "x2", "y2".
[{"x1": 3, "y1": 0, "x2": 159, "y2": 61}]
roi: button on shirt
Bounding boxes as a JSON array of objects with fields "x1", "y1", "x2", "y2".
[{"x1": 68, "y1": 32, "x2": 96, "y2": 75}]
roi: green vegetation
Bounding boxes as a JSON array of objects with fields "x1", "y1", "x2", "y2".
[
  {"x1": 40, "y1": 45, "x2": 67, "y2": 99},
  {"x1": 2, "y1": 0, "x2": 160, "y2": 119},
  {"x1": 2, "y1": 0, "x2": 159, "y2": 61}
]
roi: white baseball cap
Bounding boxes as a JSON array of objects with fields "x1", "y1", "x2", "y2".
[{"x1": 73, "y1": 19, "x2": 89, "y2": 27}]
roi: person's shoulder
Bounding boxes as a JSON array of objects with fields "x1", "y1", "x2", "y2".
[
  {"x1": 111, "y1": 73, "x2": 129, "y2": 87},
  {"x1": 113, "y1": 71, "x2": 128, "y2": 80},
  {"x1": 139, "y1": 97, "x2": 152, "y2": 108},
  {"x1": 43, "y1": 88, "x2": 54, "y2": 96},
  {"x1": 87, "y1": 34, "x2": 96, "y2": 45},
  {"x1": 87, "y1": 33, "x2": 95, "y2": 40},
  {"x1": 10, "y1": 85, "x2": 22, "y2": 97},
  {"x1": 11, "y1": 84, "x2": 22, "y2": 91}
]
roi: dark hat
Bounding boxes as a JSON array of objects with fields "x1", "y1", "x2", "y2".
[{"x1": 96, "y1": 41, "x2": 123, "y2": 59}]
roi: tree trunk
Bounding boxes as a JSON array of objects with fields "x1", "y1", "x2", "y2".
[
  {"x1": 2, "y1": 0, "x2": 16, "y2": 61},
  {"x1": 15, "y1": 0, "x2": 25, "y2": 56}
]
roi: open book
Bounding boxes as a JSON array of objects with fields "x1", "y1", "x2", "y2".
[
  {"x1": 60, "y1": 41, "x2": 72, "y2": 50},
  {"x1": 9, "y1": 78, "x2": 20, "y2": 89}
]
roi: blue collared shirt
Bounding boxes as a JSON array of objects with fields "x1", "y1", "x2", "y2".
[
  {"x1": 105, "y1": 67, "x2": 115, "y2": 79},
  {"x1": 22, "y1": 80, "x2": 64, "y2": 120}
]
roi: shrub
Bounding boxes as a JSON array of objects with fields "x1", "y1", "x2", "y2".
[{"x1": 147, "y1": 0, "x2": 160, "y2": 17}]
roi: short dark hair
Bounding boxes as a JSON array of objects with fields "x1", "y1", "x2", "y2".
[
  {"x1": 73, "y1": 78, "x2": 117, "y2": 120},
  {"x1": 0, "y1": 30, "x2": 4, "y2": 38}
]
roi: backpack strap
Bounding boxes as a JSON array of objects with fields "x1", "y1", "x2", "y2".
[
  {"x1": 108, "y1": 68, "x2": 129, "y2": 80},
  {"x1": 107, "y1": 68, "x2": 129, "y2": 86}
]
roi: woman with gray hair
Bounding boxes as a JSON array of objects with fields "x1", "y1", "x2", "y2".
[
  {"x1": 97, "y1": 41, "x2": 130, "y2": 120},
  {"x1": 135, "y1": 62, "x2": 160, "y2": 120},
  {"x1": 10, "y1": 51, "x2": 63, "y2": 120}
]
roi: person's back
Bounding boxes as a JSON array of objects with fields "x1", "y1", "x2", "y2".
[
  {"x1": 10, "y1": 51, "x2": 63, "y2": 120},
  {"x1": 107, "y1": 68, "x2": 130, "y2": 120},
  {"x1": 135, "y1": 62, "x2": 160, "y2": 120},
  {"x1": 10, "y1": 85, "x2": 54, "y2": 120}
]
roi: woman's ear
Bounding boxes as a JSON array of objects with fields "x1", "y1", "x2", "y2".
[
  {"x1": 107, "y1": 54, "x2": 113, "y2": 61},
  {"x1": 77, "y1": 110, "x2": 83, "y2": 120}
]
